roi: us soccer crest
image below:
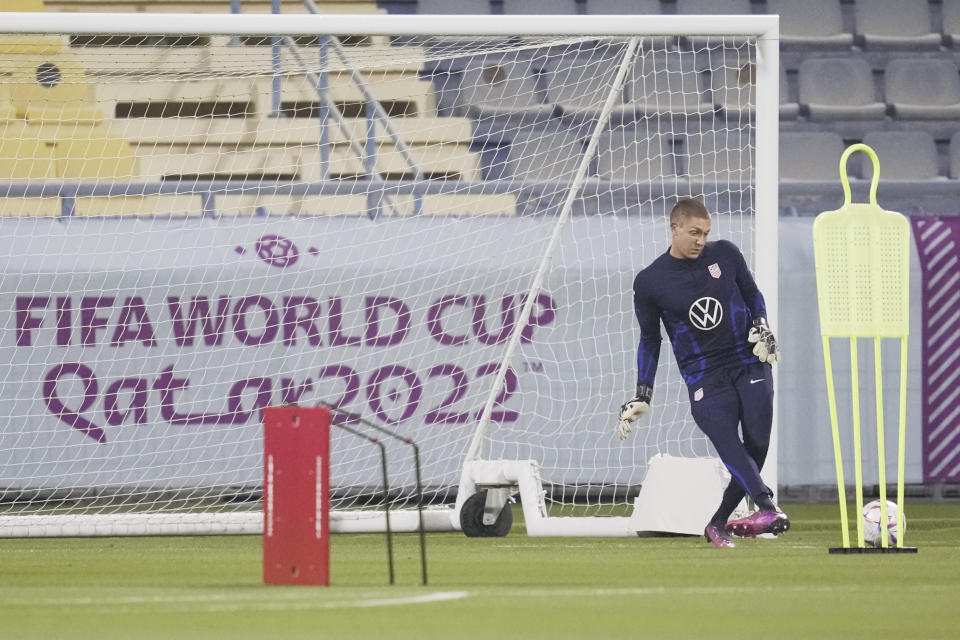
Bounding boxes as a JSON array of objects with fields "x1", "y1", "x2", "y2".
[{"x1": 708, "y1": 263, "x2": 721, "y2": 278}]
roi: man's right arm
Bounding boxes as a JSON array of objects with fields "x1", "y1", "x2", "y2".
[
  {"x1": 633, "y1": 277, "x2": 662, "y2": 390},
  {"x1": 617, "y1": 276, "x2": 662, "y2": 440}
]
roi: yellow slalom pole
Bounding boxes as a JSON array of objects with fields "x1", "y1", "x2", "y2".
[
  {"x1": 822, "y1": 335, "x2": 849, "y2": 548},
  {"x1": 897, "y1": 336, "x2": 908, "y2": 548},
  {"x1": 874, "y1": 336, "x2": 889, "y2": 548},
  {"x1": 850, "y1": 338, "x2": 865, "y2": 547}
]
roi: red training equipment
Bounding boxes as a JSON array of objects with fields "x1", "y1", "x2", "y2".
[{"x1": 263, "y1": 406, "x2": 330, "y2": 585}]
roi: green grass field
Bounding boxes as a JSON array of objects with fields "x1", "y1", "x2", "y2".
[{"x1": 1, "y1": 503, "x2": 958, "y2": 640}]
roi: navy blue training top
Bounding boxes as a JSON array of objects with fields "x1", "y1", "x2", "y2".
[{"x1": 632, "y1": 239, "x2": 767, "y2": 386}]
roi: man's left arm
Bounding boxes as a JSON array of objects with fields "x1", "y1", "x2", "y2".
[{"x1": 728, "y1": 241, "x2": 780, "y2": 363}]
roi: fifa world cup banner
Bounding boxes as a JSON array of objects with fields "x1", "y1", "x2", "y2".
[{"x1": 0, "y1": 216, "x2": 646, "y2": 492}]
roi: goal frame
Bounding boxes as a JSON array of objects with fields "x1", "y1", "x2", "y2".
[{"x1": 0, "y1": 12, "x2": 780, "y2": 537}]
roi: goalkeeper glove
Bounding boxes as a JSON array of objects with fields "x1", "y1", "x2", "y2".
[
  {"x1": 747, "y1": 317, "x2": 780, "y2": 363},
  {"x1": 617, "y1": 384, "x2": 653, "y2": 440}
]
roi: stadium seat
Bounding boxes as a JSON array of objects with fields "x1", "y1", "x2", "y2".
[
  {"x1": 596, "y1": 125, "x2": 677, "y2": 182},
  {"x1": 502, "y1": 0, "x2": 577, "y2": 14},
  {"x1": 625, "y1": 49, "x2": 711, "y2": 117},
  {"x1": 417, "y1": 0, "x2": 491, "y2": 14},
  {"x1": 944, "y1": 0, "x2": 960, "y2": 48},
  {"x1": 8, "y1": 59, "x2": 103, "y2": 123},
  {"x1": 505, "y1": 129, "x2": 584, "y2": 183},
  {"x1": 684, "y1": 127, "x2": 753, "y2": 183},
  {"x1": 765, "y1": 0, "x2": 853, "y2": 48},
  {"x1": 711, "y1": 62, "x2": 755, "y2": 118},
  {"x1": 884, "y1": 58, "x2": 960, "y2": 120},
  {"x1": 675, "y1": 0, "x2": 752, "y2": 15},
  {"x1": 409, "y1": 194, "x2": 517, "y2": 216},
  {"x1": 708, "y1": 60, "x2": 796, "y2": 121},
  {"x1": 854, "y1": 0, "x2": 941, "y2": 50},
  {"x1": 0, "y1": 85, "x2": 17, "y2": 121},
  {"x1": 797, "y1": 57, "x2": 886, "y2": 120},
  {"x1": 0, "y1": 121, "x2": 60, "y2": 217},
  {"x1": 779, "y1": 132, "x2": 844, "y2": 181},
  {"x1": 457, "y1": 55, "x2": 552, "y2": 120},
  {"x1": 675, "y1": 0, "x2": 753, "y2": 48},
  {"x1": 779, "y1": 62, "x2": 799, "y2": 120},
  {"x1": 585, "y1": 0, "x2": 660, "y2": 14},
  {"x1": 859, "y1": 131, "x2": 940, "y2": 180},
  {"x1": 0, "y1": 121, "x2": 56, "y2": 179},
  {"x1": 0, "y1": 35, "x2": 64, "y2": 55},
  {"x1": 544, "y1": 46, "x2": 628, "y2": 115},
  {"x1": 948, "y1": 131, "x2": 960, "y2": 178},
  {"x1": 52, "y1": 133, "x2": 139, "y2": 181},
  {"x1": 0, "y1": 0, "x2": 45, "y2": 10},
  {"x1": 69, "y1": 195, "x2": 205, "y2": 218}
]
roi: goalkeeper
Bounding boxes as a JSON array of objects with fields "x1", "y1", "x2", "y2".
[{"x1": 617, "y1": 198, "x2": 787, "y2": 548}]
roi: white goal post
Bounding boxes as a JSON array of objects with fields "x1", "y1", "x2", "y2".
[{"x1": 0, "y1": 11, "x2": 778, "y2": 537}]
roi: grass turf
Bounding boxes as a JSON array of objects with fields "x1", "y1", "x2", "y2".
[{"x1": 1, "y1": 503, "x2": 958, "y2": 640}]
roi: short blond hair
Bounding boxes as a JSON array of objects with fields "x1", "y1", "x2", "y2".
[{"x1": 670, "y1": 198, "x2": 710, "y2": 225}]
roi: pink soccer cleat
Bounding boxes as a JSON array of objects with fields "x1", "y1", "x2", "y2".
[
  {"x1": 704, "y1": 523, "x2": 736, "y2": 548},
  {"x1": 725, "y1": 510, "x2": 790, "y2": 538}
]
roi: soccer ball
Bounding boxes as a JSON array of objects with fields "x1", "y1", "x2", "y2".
[{"x1": 862, "y1": 499, "x2": 905, "y2": 547}]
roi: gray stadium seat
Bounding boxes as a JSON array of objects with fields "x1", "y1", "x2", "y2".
[
  {"x1": 711, "y1": 62, "x2": 754, "y2": 117},
  {"x1": 708, "y1": 59, "x2": 797, "y2": 120},
  {"x1": 684, "y1": 127, "x2": 753, "y2": 184},
  {"x1": 780, "y1": 62, "x2": 799, "y2": 120},
  {"x1": 779, "y1": 132, "x2": 844, "y2": 181},
  {"x1": 885, "y1": 58, "x2": 960, "y2": 120},
  {"x1": 596, "y1": 124, "x2": 677, "y2": 182},
  {"x1": 860, "y1": 131, "x2": 940, "y2": 180},
  {"x1": 948, "y1": 131, "x2": 960, "y2": 178},
  {"x1": 625, "y1": 49, "x2": 711, "y2": 117},
  {"x1": 505, "y1": 129, "x2": 585, "y2": 183},
  {"x1": 944, "y1": 0, "x2": 960, "y2": 47},
  {"x1": 502, "y1": 0, "x2": 578, "y2": 14},
  {"x1": 585, "y1": 0, "x2": 660, "y2": 14},
  {"x1": 854, "y1": 0, "x2": 941, "y2": 50},
  {"x1": 544, "y1": 45, "x2": 629, "y2": 115},
  {"x1": 797, "y1": 57, "x2": 886, "y2": 120},
  {"x1": 418, "y1": 0, "x2": 492, "y2": 13},
  {"x1": 675, "y1": 0, "x2": 751, "y2": 14},
  {"x1": 765, "y1": 0, "x2": 853, "y2": 48},
  {"x1": 675, "y1": 0, "x2": 752, "y2": 48},
  {"x1": 457, "y1": 55, "x2": 552, "y2": 120}
]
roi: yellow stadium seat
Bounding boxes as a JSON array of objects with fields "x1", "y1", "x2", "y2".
[
  {"x1": 0, "y1": 84, "x2": 17, "y2": 120},
  {"x1": 0, "y1": 35, "x2": 63, "y2": 55},
  {"x1": 72, "y1": 195, "x2": 204, "y2": 217},
  {"x1": 0, "y1": 122, "x2": 56, "y2": 180},
  {"x1": 53, "y1": 134, "x2": 139, "y2": 180},
  {"x1": 0, "y1": 0, "x2": 46, "y2": 11},
  {"x1": 0, "y1": 121, "x2": 60, "y2": 217},
  {"x1": 8, "y1": 59, "x2": 103, "y2": 123}
]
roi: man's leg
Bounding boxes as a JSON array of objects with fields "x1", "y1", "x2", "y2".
[
  {"x1": 688, "y1": 378, "x2": 772, "y2": 504},
  {"x1": 689, "y1": 378, "x2": 769, "y2": 547},
  {"x1": 724, "y1": 362, "x2": 789, "y2": 537},
  {"x1": 738, "y1": 361, "x2": 774, "y2": 478}
]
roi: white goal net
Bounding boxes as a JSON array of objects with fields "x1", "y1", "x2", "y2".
[{"x1": 0, "y1": 13, "x2": 778, "y2": 536}]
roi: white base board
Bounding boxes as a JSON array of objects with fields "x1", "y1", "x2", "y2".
[
  {"x1": 629, "y1": 454, "x2": 730, "y2": 536},
  {"x1": 457, "y1": 455, "x2": 730, "y2": 537}
]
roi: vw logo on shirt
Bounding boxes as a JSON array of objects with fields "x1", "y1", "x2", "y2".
[{"x1": 688, "y1": 296, "x2": 723, "y2": 330}]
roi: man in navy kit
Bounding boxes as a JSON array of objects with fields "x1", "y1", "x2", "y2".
[{"x1": 617, "y1": 198, "x2": 787, "y2": 548}]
